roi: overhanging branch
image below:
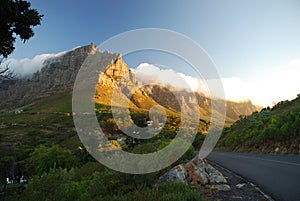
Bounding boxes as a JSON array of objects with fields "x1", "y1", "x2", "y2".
[{"x1": 0, "y1": 60, "x2": 16, "y2": 80}]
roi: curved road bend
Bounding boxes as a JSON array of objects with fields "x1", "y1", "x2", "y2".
[{"x1": 207, "y1": 152, "x2": 300, "y2": 201}]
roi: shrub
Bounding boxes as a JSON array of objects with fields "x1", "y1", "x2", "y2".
[{"x1": 27, "y1": 144, "x2": 78, "y2": 176}]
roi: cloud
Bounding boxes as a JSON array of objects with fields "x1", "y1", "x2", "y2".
[
  {"x1": 206, "y1": 77, "x2": 249, "y2": 101},
  {"x1": 288, "y1": 58, "x2": 300, "y2": 68},
  {"x1": 1, "y1": 51, "x2": 67, "y2": 77},
  {"x1": 131, "y1": 63, "x2": 208, "y2": 93},
  {"x1": 131, "y1": 61, "x2": 300, "y2": 107},
  {"x1": 132, "y1": 63, "x2": 245, "y2": 101},
  {"x1": 238, "y1": 57, "x2": 300, "y2": 107}
]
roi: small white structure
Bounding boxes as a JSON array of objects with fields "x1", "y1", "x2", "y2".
[
  {"x1": 15, "y1": 109, "x2": 23, "y2": 114},
  {"x1": 146, "y1": 121, "x2": 153, "y2": 126},
  {"x1": 6, "y1": 178, "x2": 12, "y2": 184},
  {"x1": 20, "y1": 176, "x2": 27, "y2": 183}
]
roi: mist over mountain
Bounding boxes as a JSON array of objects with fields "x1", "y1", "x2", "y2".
[{"x1": 0, "y1": 43, "x2": 99, "y2": 108}]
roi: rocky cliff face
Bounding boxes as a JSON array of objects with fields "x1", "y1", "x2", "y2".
[
  {"x1": 30, "y1": 42, "x2": 99, "y2": 92},
  {"x1": 97, "y1": 55, "x2": 138, "y2": 91},
  {"x1": 143, "y1": 85, "x2": 259, "y2": 124},
  {"x1": 95, "y1": 55, "x2": 158, "y2": 110},
  {"x1": 0, "y1": 43, "x2": 117, "y2": 109}
]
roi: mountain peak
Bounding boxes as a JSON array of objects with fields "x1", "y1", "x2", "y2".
[
  {"x1": 97, "y1": 55, "x2": 138, "y2": 89},
  {"x1": 87, "y1": 42, "x2": 98, "y2": 54},
  {"x1": 68, "y1": 42, "x2": 98, "y2": 56},
  {"x1": 0, "y1": 43, "x2": 114, "y2": 109},
  {"x1": 105, "y1": 55, "x2": 129, "y2": 82}
]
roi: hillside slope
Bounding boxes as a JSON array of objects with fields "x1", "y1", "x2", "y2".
[{"x1": 217, "y1": 95, "x2": 300, "y2": 154}]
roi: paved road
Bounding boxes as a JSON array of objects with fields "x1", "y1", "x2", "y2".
[{"x1": 207, "y1": 152, "x2": 300, "y2": 201}]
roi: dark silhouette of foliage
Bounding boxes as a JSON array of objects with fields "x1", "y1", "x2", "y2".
[{"x1": 0, "y1": 0, "x2": 43, "y2": 58}]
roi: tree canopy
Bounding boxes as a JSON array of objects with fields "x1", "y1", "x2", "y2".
[
  {"x1": 0, "y1": 0, "x2": 43, "y2": 58},
  {"x1": 27, "y1": 144, "x2": 78, "y2": 176}
]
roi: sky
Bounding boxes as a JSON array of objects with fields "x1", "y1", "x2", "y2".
[{"x1": 3, "y1": 0, "x2": 300, "y2": 106}]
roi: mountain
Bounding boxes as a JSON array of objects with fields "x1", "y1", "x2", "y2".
[
  {"x1": 143, "y1": 85, "x2": 260, "y2": 124},
  {"x1": 217, "y1": 95, "x2": 300, "y2": 154},
  {"x1": 0, "y1": 43, "x2": 259, "y2": 123},
  {"x1": 0, "y1": 43, "x2": 100, "y2": 110},
  {"x1": 95, "y1": 55, "x2": 161, "y2": 111},
  {"x1": 95, "y1": 55, "x2": 259, "y2": 124}
]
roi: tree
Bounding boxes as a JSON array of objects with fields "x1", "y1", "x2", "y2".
[
  {"x1": 0, "y1": 0, "x2": 43, "y2": 80},
  {"x1": 0, "y1": 60, "x2": 15, "y2": 81},
  {"x1": 22, "y1": 168, "x2": 74, "y2": 201},
  {"x1": 0, "y1": 0, "x2": 43, "y2": 58},
  {"x1": 27, "y1": 144, "x2": 78, "y2": 176}
]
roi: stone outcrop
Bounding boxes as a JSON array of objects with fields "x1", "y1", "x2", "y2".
[
  {"x1": 157, "y1": 155, "x2": 231, "y2": 192},
  {"x1": 0, "y1": 43, "x2": 118, "y2": 110},
  {"x1": 97, "y1": 55, "x2": 138, "y2": 91},
  {"x1": 30, "y1": 42, "x2": 99, "y2": 92},
  {"x1": 95, "y1": 55, "x2": 159, "y2": 110}
]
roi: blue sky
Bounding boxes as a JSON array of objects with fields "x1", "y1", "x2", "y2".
[{"x1": 7, "y1": 0, "x2": 300, "y2": 106}]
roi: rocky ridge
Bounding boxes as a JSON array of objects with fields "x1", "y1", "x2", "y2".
[
  {"x1": 0, "y1": 43, "x2": 260, "y2": 122},
  {"x1": 0, "y1": 43, "x2": 103, "y2": 109},
  {"x1": 95, "y1": 55, "x2": 159, "y2": 110}
]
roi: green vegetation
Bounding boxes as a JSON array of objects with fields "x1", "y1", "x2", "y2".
[
  {"x1": 218, "y1": 95, "x2": 300, "y2": 153},
  {"x1": 21, "y1": 169, "x2": 205, "y2": 201},
  {"x1": 27, "y1": 144, "x2": 79, "y2": 176},
  {"x1": 3, "y1": 145, "x2": 205, "y2": 201},
  {"x1": 0, "y1": 92, "x2": 207, "y2": 200}
]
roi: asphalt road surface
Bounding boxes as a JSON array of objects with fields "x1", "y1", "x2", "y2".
[{"x1": 207, "y1": 152, "x2": 300, "y2": 201}]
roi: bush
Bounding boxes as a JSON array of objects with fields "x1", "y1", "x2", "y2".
[
  {"x1": 158, "y1": 182, "x2": 206, "y2": 201},
  {"x1": 22, "y1": 168, "x2": 74, "y2": 201},
  {"x1": 101, "y1": 182, "x2": 206, "y2": 201},
  {"x1": 20, "y1": 167, "x2": 206, "y2": 201},
  {"x1": 192, "y1": 132, "x2": 205, "y2": 149},
  {"x1": 27, "y1": 144, "x2": 78, "y2": 176}
]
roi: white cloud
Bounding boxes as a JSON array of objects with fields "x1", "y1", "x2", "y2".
[
  {"x1": 288, "y1": 58, "x2": 300, "y2": 68},
  {"x1": 206, "y1": 77, "x2": 249, "y2": 101},
  {"x1": 1, "y1": 51, "x2": 67, "y2": 77},
  {"x1": 131, "y1": 63, "x2": 209, "y2": 94},
  {"x1": 238, "y1": 57, "x2": 300, "y2": 107},
  {"x1": 131, "y1": 61, "x2": 300, "y2": 107}
]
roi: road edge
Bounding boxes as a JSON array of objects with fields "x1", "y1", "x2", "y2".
[{"x1": 207, "y1": 159, "x2": 275, "y2": 201}]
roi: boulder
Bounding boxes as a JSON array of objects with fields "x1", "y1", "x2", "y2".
[{"x1": 157, "y1": 155, "x2": 231, "y2": 192}]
